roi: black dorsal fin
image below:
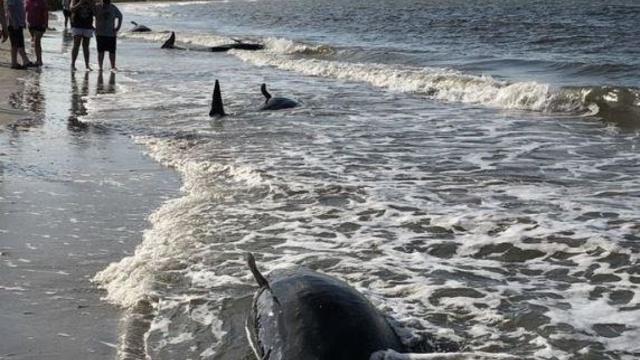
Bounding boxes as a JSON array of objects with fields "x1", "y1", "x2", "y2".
[
  {"x1": 210, "y1": 80, "x2": 226, "y2": 117},
  {"x1": 260, "y1": 83, "x2": 271, "y2": 103},
  {"x1": 161, "y1": 32, "x2": 176, "y2": 49},
  {"x1": 246, "y1": 253, "x2": 270, "y2": 288},
  {"x1": 131, "y1": 21, "x2": 138, "y2": 26}
]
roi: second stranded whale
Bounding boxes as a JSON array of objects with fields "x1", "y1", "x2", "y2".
[
  {"x1": 161, "y1": 32, "x2": 264, "y2": 52},
  {"x1": 209, "y1": 80, "x2": 298, "y2": 117},
  {"x1": 130, "y1": 21, "x2": 151, "y2": 32},
  {"x1": 245, "y1": 253, "x2": 406, "y2": 360}
]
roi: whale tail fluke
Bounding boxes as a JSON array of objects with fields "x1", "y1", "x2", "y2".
[
  {"x1": 246, "y1": 253, "x2": 270, "y2": 289},
  {"x1": 210, "y1": 80, "x2": 226, "y2": 117},
  {"x1": 161, "y1": 32, "x2": 176, "y2": 49},
  {"x1": 260, "y1": 83, "x2": 271, "y2": 103}
]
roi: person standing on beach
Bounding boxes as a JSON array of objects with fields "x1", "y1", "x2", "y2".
[
  {"x1": 62, "y1": 0, "x2": 70, "y2": 28},
  {"x1": 95, "y1": 0, "x2": 121, "y2": 72},
  {"x1": 70, "y1": 0, "x2": 94, "y2": 71},
  {"x1": 6, "y1": 0, "x2": 33, "y2": 69},
  {"x1": 26, "y1": 0, "x2": 48, "y2": 66},
  {"x1": 0, "y1": 0, "x2": 8, "y2": 43}
]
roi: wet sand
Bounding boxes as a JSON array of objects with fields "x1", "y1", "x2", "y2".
[
  {"x1": 0, "y1": 25, "x2": 180, "y2": 359},
  {"x1": 0, "y1": 46, "x2": 30, "y2": 125}
]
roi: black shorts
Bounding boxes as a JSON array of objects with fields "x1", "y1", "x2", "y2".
[
  {"x1": 8, "y1": 26, "x2": 25, "y2": 49},
  {"x1": 96, "y1": 35, "x2": 116, "y2": 53},
  {"x1": 29, "y1": 26, "x2": 47, "y2": 33}
]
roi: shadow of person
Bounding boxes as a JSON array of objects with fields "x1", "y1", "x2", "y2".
[
  {"x1": 61, "y1": 29, "x2": 73, "y2": 54},
  {"x1": 68, "y1": 71, "x2": 90, "y2": 131},
  {"x1": 6, "y1": 71, "x2": 45, "y2": 132},
  {"x1": 97, "y1": 71, "x2": 117, "y2": 95}
]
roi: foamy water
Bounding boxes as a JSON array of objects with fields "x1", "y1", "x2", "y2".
[{"x1": 79, "y1": 1, "x2": 640, "y2": 359}]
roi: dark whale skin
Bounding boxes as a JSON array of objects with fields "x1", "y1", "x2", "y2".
[{"x1": 247, "y1": 267, "x2": 405, "y2": 360}]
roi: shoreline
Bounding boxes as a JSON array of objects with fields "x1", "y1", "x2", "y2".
[{"x1": 0, "y1": 19, "x2": 182, "y2": 360}]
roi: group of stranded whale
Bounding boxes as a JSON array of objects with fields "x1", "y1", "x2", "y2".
[
  {"x1": 130, "y1": 21, "x2": 513, "y2": 360},
  {"x1": 209, "y1": 80, "x2": 299, "y2": 117},
  {"x1": 137, "y1": 28, "x2": 295, "y2": 116}
]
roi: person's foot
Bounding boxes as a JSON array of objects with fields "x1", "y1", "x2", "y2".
[
  {"x1": 24, "y1": 61, "x2": 38, "y2": 67},
  {"x1": 86, "y1": 66, "x2": 93, "y2": 71},
  {"x1": 99, "y1": 67, "x2": 103, "y2": 72},
  {"x1": 35, "y1": 62, "x2": 43, "y2": 67},
  {"x1": 110, "y1": 67, "x2": 118, "y2": 72},
  {"x1": 71, "y1": 64, "x2": 77, "y2": 71},
  {"x1": 11, "y1": 64, "x2": 27, "y2": 70}
]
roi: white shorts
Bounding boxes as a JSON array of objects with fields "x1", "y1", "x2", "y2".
[{"x1": 71, "y1": 28, "x2": 94, "y2": 38}]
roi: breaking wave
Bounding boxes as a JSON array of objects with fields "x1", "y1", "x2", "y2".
[
  {"x1": 234, "y1": 50, "x2": 640, "y2": 122},
  {"x1": 122, "y1": 30, "x2": 639, "y2": 122}
]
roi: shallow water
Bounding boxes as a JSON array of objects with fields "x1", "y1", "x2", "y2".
[{"x1": 77, "y1": 1, "x2": 640, "y2": 359}]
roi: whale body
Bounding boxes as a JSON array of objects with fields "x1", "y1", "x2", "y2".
[
  {"x1": 161, "y1": 32, "x2": 264, "y2": 52},
  {"x1": 245, "y1": 253, "x2": 406, "y2": 360},
  {"x1": 259, "y1": 83, "x2": 298, "y2": 110},
  {"x1": 130, "y1": 21, "x2": 151, "y2": 32}
]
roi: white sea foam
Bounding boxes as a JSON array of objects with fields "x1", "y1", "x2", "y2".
[
  {"x1": 89, "y1": 20, "x2": 640, "y2": 359},
  {"x1": 233, "y1": 51, "x2": 591, "y2": 114},
  {"x1": 93, "y1": 136, "x2": 270, "y2": 308}
]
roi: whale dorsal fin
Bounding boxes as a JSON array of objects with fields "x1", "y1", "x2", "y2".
[
  {"x1": 246, "y1": 253, "x2": 270, "y2": 288},
  {"x1": 210, "y1": 80, "x2": 226, "y2": 117},
  {"x1": 131, "y1": 21, "x2": 138, "y2": 26},
  {"x1": 161, "y1": 32, "x2": 176, "y2": 49},
  {"x1": 260, "y1": 83, "x2": 271, "y2": 103}
]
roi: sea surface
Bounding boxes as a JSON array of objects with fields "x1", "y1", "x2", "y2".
[{"x1": 79, "y1": 0, "x2": 640, "y2": 359}]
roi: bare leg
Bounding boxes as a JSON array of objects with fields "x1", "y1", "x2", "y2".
[
  {"x1": 82, "y1": 36, "x2": 91, "y2": 70},
  {"x1": 109, "y1": 51, "x2": 116, "y2": 71},
  {"x1": 71, "y1": 35, "x2": 82, "y2": 70},
  {"x1": 18, "y1": 47, "x2": 30, "y2": 65},
  {"x1": 33, "y1": 31, "x2": 43, "y2": 65},
  {"x1": 98, "y1": 51, "x2": 104, "y2": 71},
  {"x1": 10, "y1": 44, "x2": 18, "y2": 67}
]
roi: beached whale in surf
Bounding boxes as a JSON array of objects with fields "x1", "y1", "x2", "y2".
[
  {"x1": 161, "y1": 31, "x2": 264, "y2": 52},
  {"x1": 259, "y1": 83, "x2": 298, "y2": 110},
  {"x1": 209, "y1": 80, "x2": 298, "y2": 117},
  {"x1": 130, "y1": 21, "x2": 151, "y2": 32},
  {"x1": 245, "y1": 253, "x2": 406, "y2": 360}
]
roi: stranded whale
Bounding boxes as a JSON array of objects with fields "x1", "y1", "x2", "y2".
[
  {"x1": 130, "y1": 21, "x2": 151, "y2": 32},
  {"x1": 209, "y1": 81, "x2": 299, "y2": 117},
  {"x1": 259, "y1": 83, "x2": 298, "y2": 110},
  {"x1": 245, "y1": 253, "x2": 406, "y2": 360},
  {"x1": 161, "y1": 32, "x2": 264, "y2": 52}
]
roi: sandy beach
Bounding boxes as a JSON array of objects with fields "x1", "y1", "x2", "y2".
[
  {"x1": 0, "y1": 25, "x2": 180, "y2": 359},
  {"x1": 3, "y1": 1, "x2": 639, "y2": 359}
]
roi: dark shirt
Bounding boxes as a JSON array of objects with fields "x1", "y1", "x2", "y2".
[
  {"x1": 71, "y1": 1, "x2": 94, "y2": 29},
  {"x1": 95, "y1": 4, "x2": 121, "y2": 37}
]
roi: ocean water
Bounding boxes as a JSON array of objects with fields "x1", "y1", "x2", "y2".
[{"x1": 79, "y1": 0, "x2": 640, "y2": 359}]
